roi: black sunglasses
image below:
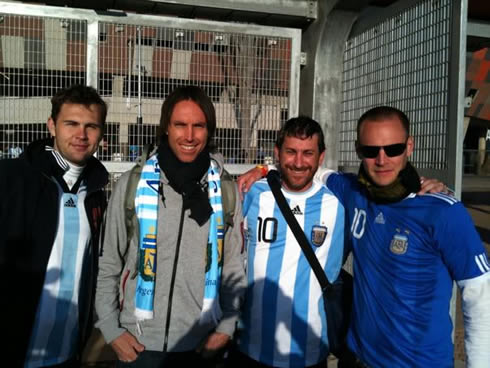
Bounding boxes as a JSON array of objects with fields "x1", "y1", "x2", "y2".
[{"x1": 357, "y1": 143, "x2": 407, "y2": 158}]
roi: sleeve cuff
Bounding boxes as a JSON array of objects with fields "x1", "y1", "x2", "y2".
[
  {"x1": 215, "y1": 313, "x2": 238, "y2": 338},
  {"x1": 95, "y1": 311, "x2": 127, "y2": 344}
]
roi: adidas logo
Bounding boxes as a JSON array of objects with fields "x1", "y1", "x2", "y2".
[
  {"x1": 64, "y1": 198, "x2": 77, "y2": 208},
  {"x1": 375, "y1": 212, "x2": 385, "y2": 224},
  {"x1": 291, "y1": 205, "x2": 303, "y2": 215}
]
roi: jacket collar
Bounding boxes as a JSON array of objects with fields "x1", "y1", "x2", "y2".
[{"x1": 22, "y1": 138, "x2": 109, "y2": 193}]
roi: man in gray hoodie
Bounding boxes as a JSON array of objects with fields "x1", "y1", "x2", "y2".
[{"x1": 95, "y1": 85, "x2": 246, "y2": 367}]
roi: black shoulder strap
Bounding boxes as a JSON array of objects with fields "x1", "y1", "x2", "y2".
[{"x1": 267, "y1": 170, "x2": 331, "y2": 290}]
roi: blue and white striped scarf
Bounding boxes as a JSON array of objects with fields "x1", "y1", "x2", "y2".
[{"x1": 134, "y1": 154, "x2": 224, "y2": 325}]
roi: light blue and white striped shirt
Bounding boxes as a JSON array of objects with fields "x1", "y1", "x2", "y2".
[
  {"x1": 25, "y1": 181, "x2": 90, "y2": 367},
  {"x1": 239, "y1": 179, "x2": 345, "y2": 368}
]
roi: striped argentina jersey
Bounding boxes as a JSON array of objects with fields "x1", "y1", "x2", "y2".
[
  {"x1": 25, "y1": 180, "x2": 91, "y2": 367},
  {"x1": 239, "y1": 178, "x2": 345, "y2": 368}
]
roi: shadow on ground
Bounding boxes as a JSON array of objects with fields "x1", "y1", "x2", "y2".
[
  {"x1": 462, "y1": 191, "x2": 490, "y2": 244},
  {"x1": 462, "y1": 190, "x2": 490, "y2": 206}
]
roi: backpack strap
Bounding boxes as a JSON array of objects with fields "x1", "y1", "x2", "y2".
[{"x1": 220, "y1": 169, "x2": 236, "y2": 230}]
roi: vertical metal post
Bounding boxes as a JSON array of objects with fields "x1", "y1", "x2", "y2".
[
  {"x1": 86, "y1": 20, "x2": 98, "y2": 89},
  {"x1": 300, "y1": 0, "x2": 358, "y2": 169},
  {"x1": 136, "y1": 26, "x2": 143, "y2": 155},
  {"x1": 447, "y1": 0, "x2": 468, "y2": 199},
  {"x1": 137, "y1": 26, "x2": 143, "y2": 126},
  {"x1": 288, "y1": 32, "x2": 301, "y2": 120},
  {"x1": 127, "y1": 38, "x2": 133, "y2": 109},
  {"x1": 87, "y1": 20, "x2": 98, "y2": 158},
  {"x1": 447, "y1": 0, "x2": 468, "y2": 356}
]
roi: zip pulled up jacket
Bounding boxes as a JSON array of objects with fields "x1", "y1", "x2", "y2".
[
  {"x1": 95, "y1": 150, "x2": 246, "y2": 352},
  {"x1": 0, "y1": 138, "x2": 108, "y2": 365}
]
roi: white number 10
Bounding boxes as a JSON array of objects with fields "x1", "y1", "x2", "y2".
[{"x1": 351, "y1": 208, "x2": 366, "y2": 239}]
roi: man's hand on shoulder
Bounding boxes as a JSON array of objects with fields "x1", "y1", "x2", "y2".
[
  {"x1": 418, "y1": 176, "x2": 452, "y2": 195},
  {"x1": 237, "y1": 166, "x2": 267, "y2": 199}
]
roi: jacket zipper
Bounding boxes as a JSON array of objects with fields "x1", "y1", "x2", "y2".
[{"x1": 163, "y1": 204, "x2": 186, "y2": 352}]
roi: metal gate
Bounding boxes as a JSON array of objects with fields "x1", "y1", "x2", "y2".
[
  {"x1": 339, "y1": 0, "x2": 467, "y2": 195},
  {"x1": 0, "y1": 1, "x2": 301, "y2": 190}
]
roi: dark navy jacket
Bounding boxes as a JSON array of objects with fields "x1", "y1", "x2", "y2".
[{"x1": 0, "y1": 138, "x2": 108, "y2": 366}]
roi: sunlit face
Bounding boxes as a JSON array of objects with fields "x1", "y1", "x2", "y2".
[
  {"x1": 357, "y1": 116, "x2": 414, "y2": 187},
  {"x1": 166, "y1": 100, "x2": 208, "y2": 163},
  {"x1": 275, "y1": 134, "x2": 325, "y2": 192},
  {"x1": 47, "y1": 103, "x2": 104, "y2": 166}
]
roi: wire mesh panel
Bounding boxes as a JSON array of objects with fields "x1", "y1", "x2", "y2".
[
  {"x1": 340, "y1": 0, "x2": 451, "y2": 171},
  {"x1": 97, "y1": 23, "x2": 292, "y2": 166},
  {"x1": 0, "y1": 13, "x2": 86, "y2": 157},
  {"x1": 0, "y1": 3, "x2": 299, "y2": 175}
]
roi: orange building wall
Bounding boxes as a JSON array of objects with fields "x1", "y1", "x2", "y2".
[{"x1": 465, "y1": 47, "x2": 490, "y2": 121}]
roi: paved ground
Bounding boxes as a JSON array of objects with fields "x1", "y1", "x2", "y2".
[
  {"x1": 454, "y1": 174, "x2": 490, "y2": 365},
  {"x1": 83, "y1": 175, "x2": 490, "y2": 367}
]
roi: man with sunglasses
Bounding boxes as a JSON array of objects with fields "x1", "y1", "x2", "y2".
[
  {"x1": 327, "y1": 106, "x2": 490, "y2": 367},
  {"x1": 237, "y1": 106, "x2": 490, "y2": 367}
]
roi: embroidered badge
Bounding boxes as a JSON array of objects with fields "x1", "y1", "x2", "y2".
[
  {"x1": 139, "y1": 233, "x2": 157, "y2": 281},
  {"x1": 311, "y1": 225, "x2": 328, "y2": 247},
  {"x1": 217, "y1": 225, "x2": 224, "y2": 265},
  {"x1": 390, "y1": 233, "x2": 408, "y2": 255}
]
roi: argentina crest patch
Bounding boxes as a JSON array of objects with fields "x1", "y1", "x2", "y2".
[
  {"x1": 390, "y1": 233, "x2": 408, "y2": 255},
  {"x1": 217, "y1": 225, "x2": 225, "y2": 266},
  {"x1": 140, "y1": 233, "x2": 157, "y2": 281},
  {"x1": 311, "y1": 225, "x2": 328, "y2": 247}
]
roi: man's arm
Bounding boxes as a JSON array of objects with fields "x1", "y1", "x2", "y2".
[
  {"x1": 237, "y1": 166, "x2": 267, "y2": 198},
  {"x1": 435, "y1": 203, "x2": 490, "y2": 366},
  {"x1": 314, "y1": 168, "x2": 448, "y2": 195},
  {"x1": 203, "y1": 182, "x2": 246, "y2": 354},
  {"x1": 457, "y1": 273, "x2": 490, "y2": 367},
  {"x1": 236, "y1": 166, "x2": 449, "y2": 199}
]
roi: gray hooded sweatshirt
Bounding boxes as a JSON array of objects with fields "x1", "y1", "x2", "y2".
[{"x1": 95, "y1": 151, "x2": 246, "y2": 352}]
